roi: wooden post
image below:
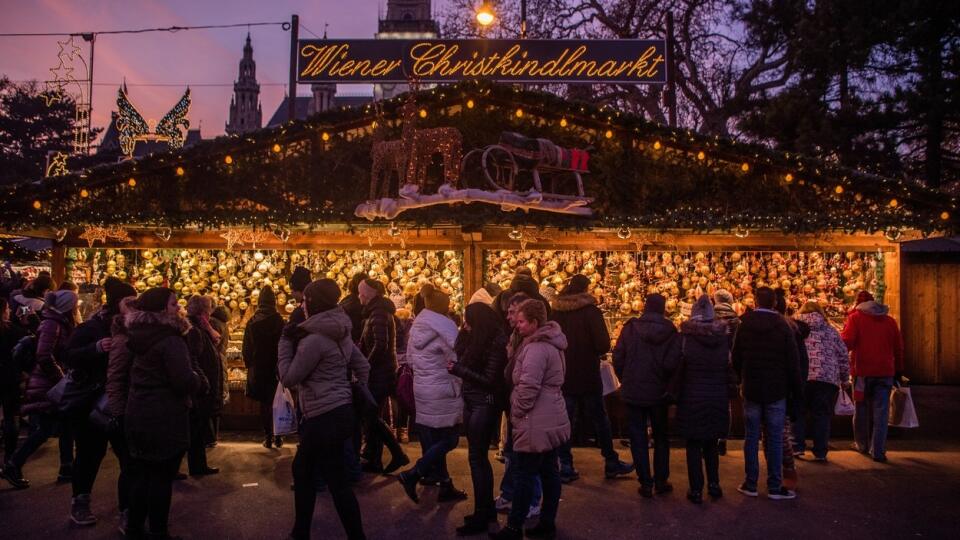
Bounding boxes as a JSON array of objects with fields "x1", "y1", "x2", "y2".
[
  {"x1": 51, "y1": 244, "x2": 66, "y2": 285},
  {"x1": 885, "y1": 244, "x2": 902, "y2": 323},
  {"x1": 287, "y1": 14, "x2": 300, "y2": 122}
]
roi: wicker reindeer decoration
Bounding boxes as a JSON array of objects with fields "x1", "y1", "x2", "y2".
[
  {"x1": 369, "y1": 102, "x2": 408, "y2": 200},
  {"x1": 398, "y1": 91, "x2": 463, "y2": 194}
]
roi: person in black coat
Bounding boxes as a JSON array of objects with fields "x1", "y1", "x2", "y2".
[
  {"x1": 63, "y1": 278, "x2": 136, "y2": 526},
  {"x1": 612, "y1": 294, "x2": 681, "y2": 497},
  {"x1": 0, "y1": 297, "x2": 28, "y2": 468},
  {"x1": 357, "y1": 278, "x2": 407, "y2": 473},
  {"x1": 340, "y1": 273, "x2": 366, "y2": 343},
  {"x1": 677, "y1": 296, "x2": 735, "y2": 504},
  {"x1": 123, "y1": 288, "x2": 203, "y2": 539},
  {"x1": 731, "y1": 286, "x2": 802, "y2": 500},
  {"x1": 549, "y1": 274, "x2": 632, "y2": 483},
  {"x1": 449, "y1": 302, "x2": 509, "y2": 534},
  {"x1": 184, "y1": 295, "x2": 221, "y2": 477},
  {"x1": 243, "y1": 286, "x2": 285, "y2": 448}
]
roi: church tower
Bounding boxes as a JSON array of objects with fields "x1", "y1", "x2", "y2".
[
  {"x1": 226, "y1": 34, "x2": 262, "y2": 135},
  {"x1": 375, "y1": 0, "x2": 439, "y2": 100}
]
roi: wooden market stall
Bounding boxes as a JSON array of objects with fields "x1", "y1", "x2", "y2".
[{"x1": 2, "y1": 81, "x2": 955, "y2": 426}]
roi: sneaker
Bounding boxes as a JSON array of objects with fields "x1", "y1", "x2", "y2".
[
  {"x1": 70, "y1": 494, "x2": 98, "y2": 526},
  {"x1": 686, "y1": 490, "x2": 703, "y2": 504},
  {"x1": 767, "y1": 487, "x2": 797, "y2": 500},
  {"x1": 262, "y1": 438, "x2": 273, "y2": 449},
  {"x1": 558, "y1": 468, "x2": 580, "y2": 484},
  {"x1": 527, "y1": 503, "x2": 541, "y2": 519},
  {"x1": 494, "y1": 496, "x2": 512, "y2": 513},
  {"x1": 604, "y1": 460, "x2": 634, "y2": 479},
  {"x1": 524, "y1": 521, "x2": 556, "y2": 539},
  {"x1": 1, "y1": 462, "x2": 30, "y2": 490},
  {"x1": 707, "y1": 483, "x2": 723, "y2": 499},
  {"x1": 737, "y1": 483, "x2": 758, "y2": 497}
]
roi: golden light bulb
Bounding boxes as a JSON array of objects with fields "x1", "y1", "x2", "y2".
[
  {"x1": 80, "y1": 189, "x2": 89, "y2": 198},
  {"x1": 834, "y1": 185, "x2": 844, "y2": 194},
  {"x1": 272, "y1": 143, "x2": 281, "y2": 153},
  {"x1": 741, "y1": 162, "x2": 750, "y2": 172},
  {"x1": 889, "y1": 198, "x2": 898, "y2": 207},
  {"x1": 515, "y1": 108, "x2": 523, "y2": 118},
  {"x1": 466, "y1": 99, "x2": 475, "y2": 109},
  {"x1": 476, "y1": 2, "x2": 495, "y2": 26},
  {"x1": 941, "y1": 211, "x2": 950, "y2": 220},
  {"x1": 33, "y1": 200, "x2": 41, "y2": 209},
  {"x1": 653, "y1": 141, "x2": 662, "y2": 150},
  {"x1": 321, "y1": 132, "x2": 330, "y2": 141},
  {"x1": 604, "y1": 129, "x2": 613, "y2": 139},
  {"x1": 128, "y1": 177, "x2": 137, "y2": 187},
  {"x1": 785, "y1": 173, "x2": 794, "y2": 183},
  {"x1": 175, "y1": 166, "x2": 185, "y2": 176},
  {"x1": 224, "y1": 155, "x2": 233, "y2": 164},
  {"x1": 697, "y1": 151, "x2": 706, "y2": 161},
  {"x1": 559, "y1": 118, "x2": 568, "y2": 127},
  {"x1": 419, "y1": 109, "x2": 427, "y2": 118}
]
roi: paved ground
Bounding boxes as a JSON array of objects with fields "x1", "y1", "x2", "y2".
[{"x1": 1, "y1": 432, "x2": 958, "y2": 540}]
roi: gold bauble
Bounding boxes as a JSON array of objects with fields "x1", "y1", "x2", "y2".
[{"x1": 142, "y1": 250, "x2": 154, "y2": 260}]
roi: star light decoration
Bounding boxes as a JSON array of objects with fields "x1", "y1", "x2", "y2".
[
  {"x1": 43, "y1": 37, "x2": 83, "y2": 106},
  {"x1": 45, "y1": 152, "x2": 69, "y2": 177},
  {"x1": 219, "y1": 229, "x2": 271, "y2": 250},
  {"x1": 79, "y1": 225, "x2": 131, "y2": 247}
]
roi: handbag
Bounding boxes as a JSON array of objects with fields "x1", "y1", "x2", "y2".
[
  {"x1": 834, "y1": 389, "x2": 856, "y2": 416},
  {"x1": 47, "y1": 370, "x2": 104, "y2": 415},
  {"x1": 87, "y1": 393, "x2": 118, "y2": 433},
  {"x1": 396, "y1": 363, "x2": 416, "y2": 414}
]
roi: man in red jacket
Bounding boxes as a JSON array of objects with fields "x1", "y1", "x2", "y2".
[{"x1": 841, "y1": 291, "x2": 904, "y2": 462}]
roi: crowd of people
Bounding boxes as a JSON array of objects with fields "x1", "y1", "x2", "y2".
[{"x1": 0, "y1": 263, "x2": 905, "y2": 539}]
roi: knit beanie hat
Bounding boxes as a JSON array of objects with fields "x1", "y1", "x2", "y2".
[
  {"x1": 138, "y1": 287, "x2": 174, "y2": 313},
  {"x1": 562, "y1": 274, "x2": 590, "y2": 296},
  {"x1": 420, "y1": 283, "x2": 450, "y2": 315},
  {"x1": 258, "y1": 285, "x2": 277, "y2": 309},
  {"x1": 643, "y1": 293, "x2": 666, "y2": 315},
  {"x1": 303, "y1": 279, "x2": 341, "y2": 314},
  {"x1": 691, "y1": 295, "x2": 715, "y2": 321},
  {"x1": 290, "y1": 267, "x2": 312, "y2": 294},
  {"x1": 45, "y1": 289, "x2": 78, "y2": 315},
  {"x1": 106, "y1": 281, "x2": 137, "y2": 313},
  {"x1": 855, "y1": 290, "x2": 874, "y2": 306},
  {"x1": 509, "y1": 274, "x2": 540, "y2": 299},
  {"x1": 713, "y1": 289, "x2": 735, "y2": 306},
  {"x1": 469, "y1": 287, "x2": 494, "y2": 306}
]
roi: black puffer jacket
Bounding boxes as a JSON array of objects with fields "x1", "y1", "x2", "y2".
[
  {"x1": 451, "y1": 328, "x2": 509, "y2": 408},
  {"x1": 65, "y1": 308, "x2": 113, "y2": 381},
  {"x1": 185, "y1": 319, "x2": 222, "y2": 416},
  {"x1": 359, "y1": 295, "x2": 398, "y2": 397},
  {"x1": 676, "y1": 320, "x2": 734, "y2": 440},
  {"x1": 612, "y1": 313, "x2": 681, "y2": 407},
  {"x1": 340, "y1": 294, "x2": 363, "y2": 343},
  {"x1": 124, "y1": 310, "x2": 201, "y2": 462},
  {"x1": 243, "y1": 310, "x2": 285, "y2": 403},
  {"x1": 550, "y1": 292, "x2": 610, "y2": 396},
  {"x1": 732, "y1": 310, "x2": 803, "y2": 405}
]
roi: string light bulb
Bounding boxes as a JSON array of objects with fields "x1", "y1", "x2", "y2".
[
  {"x1": 889, "y1": 198, "x2": 898, "y2": 208},
  {"x1": 419, "y1": 109, "x2": 427, "y2": 118},
  {"x1": 741, "y1": 162, "x2": 750, "y2": 172},
  {"x1": 33, "y1": 200, "x2": 41, "y2": 210},
  {"x1": 128, "y1": 177, "x2": 137, "y2": 187},
  {"x1": 941, "y1": 211, "x2": 951, "y2": 220},
  {"x1": 175, "y1": 166, "x2": 185, "y2": 176},
  {"x1": 272, "y1": 143, "x2": 282, "y2": 153},
  {"x1": 697, "y1": 151, "x2": 706, "y2": 161},
  {"x1": 80, "y1": 189, "x2": 89, "y2": 198},
  {"x1": 784, "y1": 173, "x2": 794, "y2": 183},
  {"x1": 834, "y1": 185, "x2": 844, "y2": 194},
  {"x1": 321, "y1": 132, "x2": 330, "y2": 141},
  {"x1": 604, "y1": 129, "x2": 613, "y2": 139},
  {"x1": 224, "y1": 155, "x2": 233, "y2": 164},
  {"x1": 559, "y1": 118, "x2": 568, "y2": 127},
  {"x1": 515, "y1": 108, "x2": 523, "y2": 118},
  {"x1": 466, "y1": 99, "x2": 475, "y2": 109},
  {"x1": 653, "y1": 141, "x2": 662, "y2": 150}
]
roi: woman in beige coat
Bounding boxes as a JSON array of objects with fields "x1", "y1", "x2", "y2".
[{"x1": 492, "y1": 299, "x2": 570, "y2": 540}]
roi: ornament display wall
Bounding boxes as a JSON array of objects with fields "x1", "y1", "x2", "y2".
[
  {"x1": 67, "y1": 247, "x2": 464, "y2": 322},
  {"x1": 486, "y1": 249, "x2": 879, "y2": 324}
]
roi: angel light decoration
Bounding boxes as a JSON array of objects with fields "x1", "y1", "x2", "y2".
[{"x1": 115, "y1": 85, "x2": 191, "y2": 157}]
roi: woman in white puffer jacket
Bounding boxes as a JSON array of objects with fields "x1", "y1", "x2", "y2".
[{"x1": 398, "y1": 284, "x2": 467, "y2": 504}]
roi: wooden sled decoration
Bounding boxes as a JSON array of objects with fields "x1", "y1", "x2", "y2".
[{"x1": 356, "y1": 130, "x2": 594, "y2": 220}]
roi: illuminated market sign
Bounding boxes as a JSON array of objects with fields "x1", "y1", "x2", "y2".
[{"x1": 297, "y1": 39, "x2": 667, "y2": 84}]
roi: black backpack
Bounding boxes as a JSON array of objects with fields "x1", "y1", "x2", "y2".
[{"x1": 11, "y1": 334, "x2": 38, "y2": 374}]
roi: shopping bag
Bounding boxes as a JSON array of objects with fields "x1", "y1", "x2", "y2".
[
  {"x1": 272, "y1": 382, "x2": 298, "y2": 436},
  {"x1": 834, "y1": 389, "x2": 856, "y2": 416},
  {"x1": 888, "y1": 386, "x2": 919, "y2": 428},
  {"x1": 600, "y1": 359, "x2": 621, "y2": 396}
]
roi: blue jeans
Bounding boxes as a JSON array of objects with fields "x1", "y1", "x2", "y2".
[
  {"x1": 854, "y1": 377, "x2": 893, "y2": 459},
  {"x1": 508, "y1": 449, "x2": 561, "y2": 530},
  {"x1": 413, "y1": 424, "x2": 458, "y2": 479},
  {"x1": 743, "y1": 399, "x2": 786, "y2": 491},
  {"x1": 557, "y1": 392, "x2": 620, "y2": 472},
  {"x1": 499, "y1": 423, "x2": 542, "y2": 502}
]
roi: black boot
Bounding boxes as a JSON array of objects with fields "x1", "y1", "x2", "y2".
[
  {"x1": 274, "y1": 436, "x2": 283, "y2": 448},
  {"x1": 398, "y1": 469, "x2": 421, "y2": 503},
  {"x1": 687, "y1": 490, "x2": 703, "y2": 504},
  {"x1": 1, "y1": 461, "x2": 29, "y2": 489},
  {"x1": 488, "y1": 525, "x2": 522, "y2": 540},
  {"x1": 456, "y1": 515, "x2": 491, "y2": 536},
  {"x1": 438, "y1": 479, "x2": 468, "y2": 502},
  {"x1": 263, "y1": 437, "x2": 273, "y2": 449}
]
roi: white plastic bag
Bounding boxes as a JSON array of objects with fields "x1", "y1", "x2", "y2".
[
  {"x1": 834, "y1": 389, "x2": 855, "y2": 416},
  {"x1": 600, "y1": 359, "x2": 621, "y2": 396},
  {"x1": 272, "y1": 382, "x2": 298, "y2": 436},
  {"x1": 889, "y1": 386, "x2": 919, "y2": 428}
]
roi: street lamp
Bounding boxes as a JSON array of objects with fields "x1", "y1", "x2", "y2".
[{"x1": 476, "y1": 2, "x2": 495, "y2": 27}]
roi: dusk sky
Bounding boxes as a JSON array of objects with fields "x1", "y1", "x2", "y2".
[{"x1": 0, "y1": 0, "x2": 452, "y2": 141}]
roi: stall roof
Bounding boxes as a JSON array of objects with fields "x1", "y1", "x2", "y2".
[
  {"x1": 901, "y1": 236, "x2": 960, "y2": 253},
  {"x1": 2, "y1": 81, "x2": 956, "y2": 235}
]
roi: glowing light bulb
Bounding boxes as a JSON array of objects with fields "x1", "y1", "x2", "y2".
[
  {"x1": 515, "y1": 108, "x2": 524, "y2": 118},
  {"x1": 834, "y1": 185, "x2": 844, "y2": 194},
  {"x1": 697, "y1": 151, "x2": 706, "y2": 161},
  {"x1": 80, "y1": 189, "x2": 89, "y2": 198},
  {"x1": 784, "y1": 173, "x2": 794, "y2": 183},
  {"x1": 175, "y1": 166, "x2": 185, "y2": 176},
  {"x1": 604, "y1": 129, "x2": 613, "y2": 139},
  {"x1": 32, "y1": 200, "x2": 41, "y2": 210},
  {"x1": 128, "y1": 177, "x2": 137, "y2": 187},
  {"x1": 559, "y1": 118, "x2": 568, "y2": 127},
  {"x1": 653, "y1": 141, "x2": 662, "y2": 150},
  {"x1": 224, "y1": 155, "x2": 233, "y2": 164},
  {"x1": 419, "y1": 109, "x2": 427, "y2": 118},
  {"x1": 941, "y1": 211, "x2": 950, "y2": 220},
  {"x1": 466, "y1": 99, "x2": 475, "y2": 109},
  {"x1": 272, "y1": 144, "x2": 282, "y2": 153},
  {"x1": 321, "y1": 132, "x2": 330, "y2": 141},
  {"x1": 889, "y1": 198, "x2": 898, "y2": 208},
  {"x1": 741, "y1": 162, "x2": 750, "y2": 172}
]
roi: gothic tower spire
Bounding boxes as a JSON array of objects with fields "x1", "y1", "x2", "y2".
[{"x1": 226, "y1": 33, "x2": 262, "y2": 135}]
